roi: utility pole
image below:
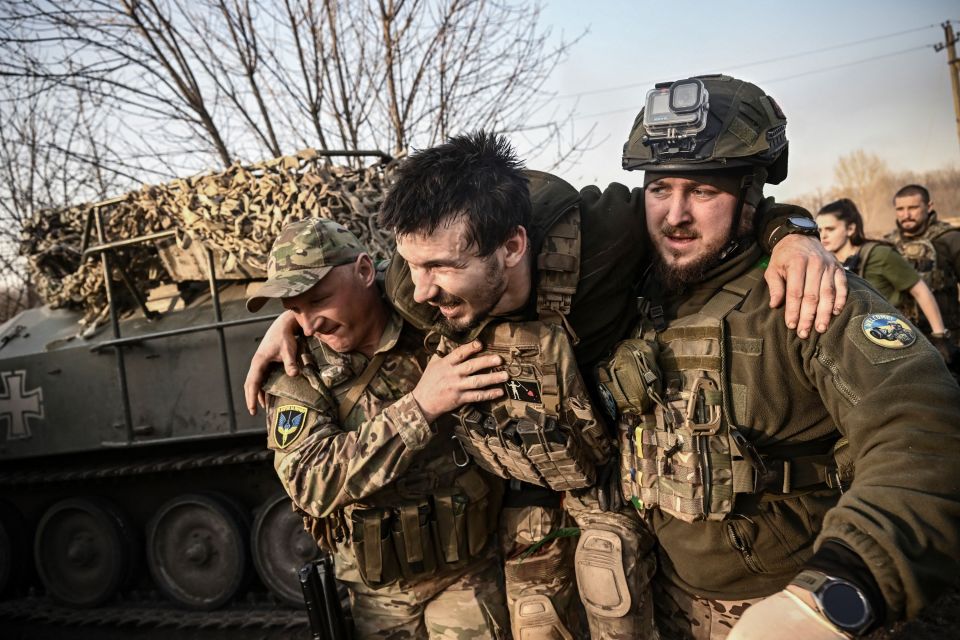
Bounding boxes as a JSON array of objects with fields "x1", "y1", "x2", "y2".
[{"x1": 936, "y1": 21, "x2": 960, "y2": 153}]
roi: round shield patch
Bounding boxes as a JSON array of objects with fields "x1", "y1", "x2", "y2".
[{"x1": 862, "y1": 314, "x2": 916, "y2": 349}]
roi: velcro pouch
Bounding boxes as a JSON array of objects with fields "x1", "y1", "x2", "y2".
[
  {"x1": 391, "y1": 500, "x2": 437, "y2": 580},
  {"x1": 350, "y1": 507, "x2": 399, "y2": 588}
]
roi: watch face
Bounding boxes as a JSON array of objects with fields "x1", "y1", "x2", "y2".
[
  {"x1": 821, "y1": 581, "x2": 870, "y2": 629},
  {"x1": 789, "y1": 215, "x2": 819, "y2": 231}
]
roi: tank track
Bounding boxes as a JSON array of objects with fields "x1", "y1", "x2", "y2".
[
  {"x1": 0, "y1": 445, "x2": 270, "y2": 486},
  {"x1": 0, "y1": 595, "x2": 308, "y2": 631}
]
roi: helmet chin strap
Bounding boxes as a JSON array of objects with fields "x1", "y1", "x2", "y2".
[{"x1": 718, "y1": 172, "x2": 755, "y2": 262}]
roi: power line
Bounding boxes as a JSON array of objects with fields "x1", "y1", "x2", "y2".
[
  {"x1": 571, "y1": 42, "x2": 935, "y2": 121},
  {"x1": 759, "y1": 44, "x2": 932, "y2": 84},
  {"x1": 557, "y1": 23, "x2": 940, "y2": 101}
]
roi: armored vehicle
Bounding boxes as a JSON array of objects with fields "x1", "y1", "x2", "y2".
[{"x1": 0, "y1": 151, "x2": 392, "y2": 634}]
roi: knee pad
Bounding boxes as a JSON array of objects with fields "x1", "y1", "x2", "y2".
[
  {"x1": 575, "y1": 529, "x2": 630, "y2": 618},
  {"x1": 513, "y1": 594, "x2": 573, "y2": 640}
]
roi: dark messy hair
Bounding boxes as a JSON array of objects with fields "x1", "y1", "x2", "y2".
[
  {"x1": 893, "y1": 184, "x2": 930, "y2": 205},
  {"x1": 818, "y1": 198, "x2": 867, "y2": 246},
  {"x1": 378, "y1": 130, "x2": 530, "y2": 256}
]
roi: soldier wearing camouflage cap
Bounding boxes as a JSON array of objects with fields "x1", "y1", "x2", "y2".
[
  {"x1": 245, "y1": 125, "x2": 849, "y2": 639},
  {"x1": 248, "y1": 218, "x2": 511, "y2": 639},
  {"x1": 599, "y1": 74, "x2": 960, "y2": 639}
]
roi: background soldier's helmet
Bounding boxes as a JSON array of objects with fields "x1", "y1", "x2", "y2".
[{"x1": 622, "y1": 74, "x2": 789, "y2": 185}]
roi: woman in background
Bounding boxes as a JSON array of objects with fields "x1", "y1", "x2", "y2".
[{"x1": 817, "y1": 198, "x2": 948, "y2": 334}]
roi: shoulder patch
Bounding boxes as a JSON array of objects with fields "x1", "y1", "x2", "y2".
[
  {"x1": 273, "y1": 404, "x2": 309, "y2": 449},
  {"x1": 861, "y1": 314, "x2": 916, "y2": 349}
]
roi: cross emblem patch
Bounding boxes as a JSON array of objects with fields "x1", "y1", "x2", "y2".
[{"x1": 0, "y1": 370, "x2": 44, "y2": 441}]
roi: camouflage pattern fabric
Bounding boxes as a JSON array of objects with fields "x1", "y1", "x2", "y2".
[
  {"x1": 500, "y1": 505, "x2": 582, "y2": 638},
  {"x1": 247, "y1": 217, "x2": 366, "y2": 311},
  {"x1": 266, "y1": 313, "x2": 447, "y2": 516},
  {"x1": 348, "y1": 552, "x2": 509, "y2": 640},
  {"x1": 564, "y1": 489, "x2": 659, "y2": 640},
  {"x1": 264, "y1": 312, "x2": 509, "y2": 637},
  {"x1": 21, "y1": 149, "x2": 395, "y2": 330},
  {"x1": 653, "y1": 575, "x2": 762, "y2": 640}
]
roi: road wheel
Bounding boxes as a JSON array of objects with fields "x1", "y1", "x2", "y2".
[
  {"x1": 251, "y1": 493, "x2": 320, "y2": 606},
  {"x1": 34, "y1": 497, "x2": 136, "y2": 607},
  {"x1": 147, "y1": 492, "x2": 249, "y2": 610}
]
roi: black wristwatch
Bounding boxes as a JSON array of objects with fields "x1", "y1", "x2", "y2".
[
  {"x1": 767, "y1": 215, "x2": 820, "y2": 247},
  {"x1": 790, "y1": 569, "x2": 875, "y2": 636}
]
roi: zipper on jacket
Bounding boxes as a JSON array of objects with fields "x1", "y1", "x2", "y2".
[{"x1": 725, "y1": 519, "x2": 765, "y2": 574}]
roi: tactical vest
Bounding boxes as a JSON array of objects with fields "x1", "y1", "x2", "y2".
[
  {"x1": 598, "y1": 268, "x2": 847, "y2": 523},
  {"x1": 443, "y1": 197, "x2": 612, "y2": 492},
  {"x1": 887, "y1": 221, "x2": 959, "y2": 327}
]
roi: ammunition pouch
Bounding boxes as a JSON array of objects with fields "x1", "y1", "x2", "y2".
[
  {"x1": 350, "y1": 507, "x2": 399, "y2": 588},
  {"x1": 604, "y1": 269, "x2": 852, "y2": 523},
  {"x1": 446, "y1": 320, "x2": 610, "y2": 492},
  {"x1": 348, "y1": 467, "x2": 496, "y2": 588}
]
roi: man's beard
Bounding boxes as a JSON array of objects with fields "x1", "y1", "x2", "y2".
[
  {"x1": 432, "y1": 257, "x2": 506, "y2": 334},
  {"x1": 896, "y1": 218, "x2": 923, "y2": 237},
  {"x1": 652, "y1": 223, "x2": 730, "y2": 291}
]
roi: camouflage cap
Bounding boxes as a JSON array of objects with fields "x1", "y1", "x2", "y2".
[{"x1": 246, "y1": 218, "x2": 366, "y2": 312}]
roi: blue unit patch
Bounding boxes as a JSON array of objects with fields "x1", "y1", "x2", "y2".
[
  {"x1": 274, "y1": 404, "x2": 308, "y2": 449},
  {"x1": 862, "y1": 314, "x2": 916, "y2": 349}
]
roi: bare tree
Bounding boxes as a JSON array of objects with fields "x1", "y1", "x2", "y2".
[
  {"x1": 832, "y1": 150, "x2": 894, "y2": 236},
  {"x1": 1, "y1": 0, "x2": 584, "y2": 176},
  {"x1": 793, "y1": 150, "x2": 960, "y2": 238},
  {"x1": 0, "y1": 66, "x2": 125, "y2": 320}
]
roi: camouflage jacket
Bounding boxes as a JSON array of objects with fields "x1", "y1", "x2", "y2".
[
  {"x1": 639, "y1": 243, "x2": 960, "y2": 621},
  {"x1": 264, "y1": 311, "x2": 462, "y2": 519},
  {"x1": 884, "y1": 216, "x2": 960, "y2": 332}
]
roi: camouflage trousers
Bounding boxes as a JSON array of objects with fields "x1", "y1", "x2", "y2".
[
  {"x1": 338, "y1": 548, "x2": 509, "y2": 639},
  {"x1": 500, "y1": 504, "x2": 582, "y2": 639},
  {"x1": 500, "y1": 489, "x2": 659, "y2": 640},
  {"x1": 653, "y1": 573, "x2": 764, "y2": 640}
]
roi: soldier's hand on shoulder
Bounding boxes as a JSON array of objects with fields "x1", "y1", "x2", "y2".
[
  {"x1": 412, "y1": 340, "x2": 509, "y2": 424},
  {"x1": 728, "y1": 588, "x2": 848, "y2": 640},
  {"x1": 244, "y1": 310, "x2": 302, "y2": 415},
  {"x1": 766, "y1": 234, "x2": 848, "y2": 339}
]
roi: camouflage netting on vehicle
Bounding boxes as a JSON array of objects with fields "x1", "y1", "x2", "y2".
[{"x1": 20, "y1": 149, "x2": 396, "y2": 330}]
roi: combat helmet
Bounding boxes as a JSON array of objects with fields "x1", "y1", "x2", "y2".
[{"x1": 622, "y1": 74, "x2": 789, "y2": 198}]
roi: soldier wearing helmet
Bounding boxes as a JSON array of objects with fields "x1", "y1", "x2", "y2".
[
  {"x1": 244, "y1": 127, "x2": 848, "y2": 639},
  {"x1": 599, "y1": 74, "x2": 960, "y2": 639}
]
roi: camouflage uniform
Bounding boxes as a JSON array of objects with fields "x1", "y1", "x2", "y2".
[
  {"x1": 384, "y1": 163, "x2": 802, "y2": 640},
  {"x1": 252, "y1": 219, "x2": 509, "y2": 640},
  {"x1": 387, "y1": 173, "x2": 659, "y2": 640},
  {"x1": 883, "y1": 214, "x2": 960, "y2": 339}
]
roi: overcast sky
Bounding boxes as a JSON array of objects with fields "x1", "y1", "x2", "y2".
[{"x1": 519, "y1": 0, "x2": 959, "y2": 202}]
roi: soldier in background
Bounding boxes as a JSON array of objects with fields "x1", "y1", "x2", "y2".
[
  {"x1": 816, "y1": 198, "x2": 958, "y2": 369},
  {"x1": 246, "y1": 218, "x2": 510, "y2": 639},
  {"x1": 885, "y1": 184, "x2": 960, "y2": 346},
  {"x1": 602, "y1": 74, "x2": 960, "y2": 640}
]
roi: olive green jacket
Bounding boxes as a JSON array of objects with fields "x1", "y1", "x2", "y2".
[{"x1": 642, "y1": 243, "x2": 960, "y2": 621}]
